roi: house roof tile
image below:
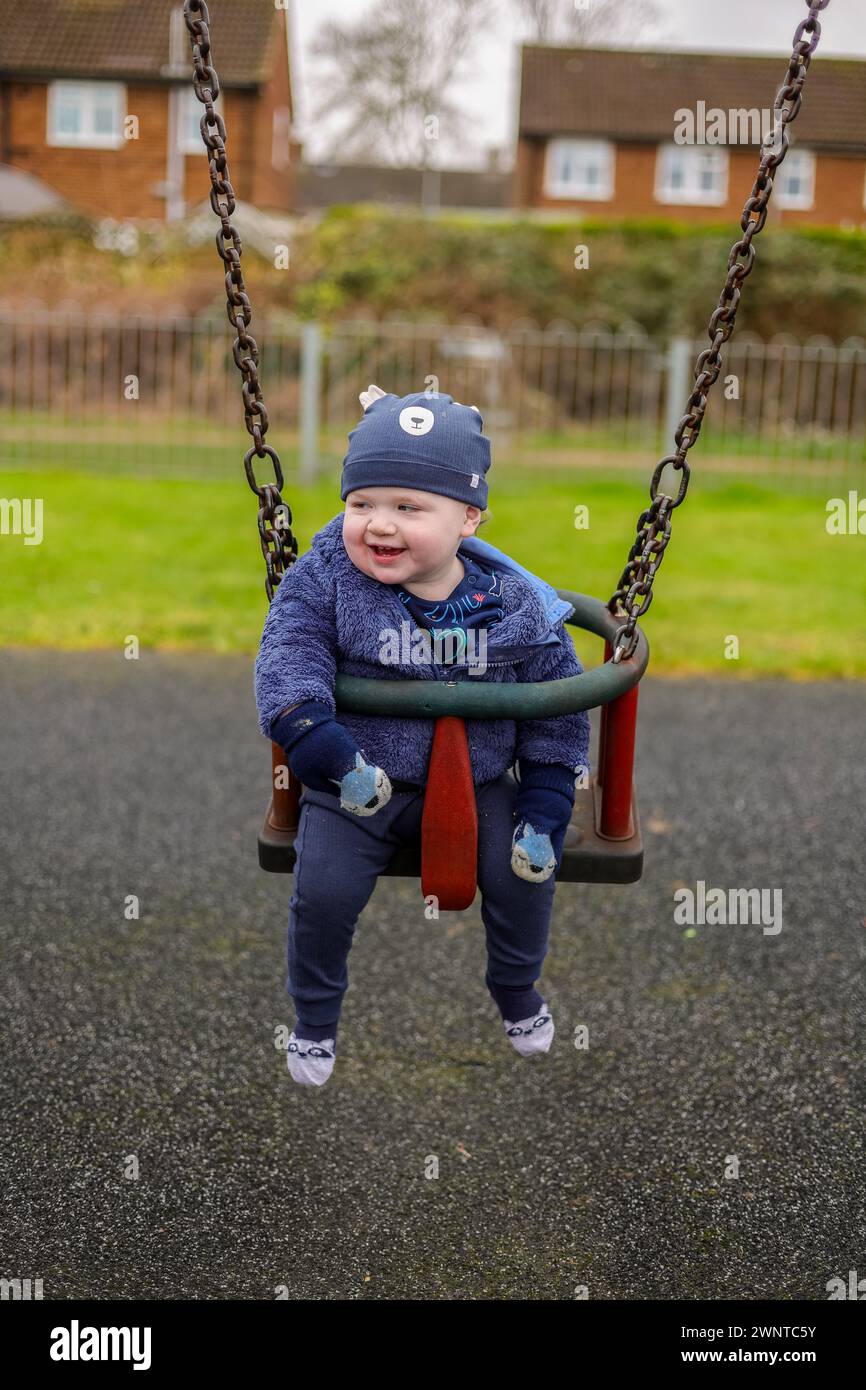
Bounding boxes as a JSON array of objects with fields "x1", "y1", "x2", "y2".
[
  {"x1": 0, "y1": 0, "x2": 277, "y2": 86},
  {"x1": 519, "y1": 45, "x2": 866, "y2": 153}
]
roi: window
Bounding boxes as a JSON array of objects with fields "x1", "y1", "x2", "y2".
[
  {"x1": 47, "y1": 81, "x2": 125, "y2": 148},
  {"x1": 655, "y1": 144, "x2": 728, "y2": 205},
  {"x1": 179, "y1": 85, "x2": 224, "y2": 155},
  {"x1": 543, "y1": 138, "x2": 615, "y2": 200},
  {"x1": 272, "y1": 106, "x2": 292, "y2": 171},
  {"x1": 776, "y1": 148, "x2": 815, "y2": 209}
]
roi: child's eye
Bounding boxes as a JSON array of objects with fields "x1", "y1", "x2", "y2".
[{"x1": 351, "y1": 502, "x2": 417, "y2": 511}]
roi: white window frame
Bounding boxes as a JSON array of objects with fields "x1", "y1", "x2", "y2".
[
  {"x1": 655, "y1": 143, "x2": 728, "y2": 206},
  {"x1": 46, "y1": 80, "x2": 125, "y2": 149},
  {"x1": 178, "y1": 85, "x2": 225, "y2": 155},
  {"x1": 271, "y1": 105, "x2": 292, "y2": 171},
  {"x1": 543, "y1": 138, "x2": 615, "y2": 200},
  {"x1": 775, "y1": 148, "x2": 815, "y2": 210}
]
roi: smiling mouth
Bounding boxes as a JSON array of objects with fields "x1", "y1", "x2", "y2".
[{"x1": 368, "y1": 544, "x2": 405, "y2": 557}]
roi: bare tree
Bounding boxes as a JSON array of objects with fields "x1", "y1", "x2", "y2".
[
  {"x1": 308, "y1": 0, "x2": 495, "y2": 168},
  {"x1": 512, "y1": 0, "x2": 664, "y2": 45}
]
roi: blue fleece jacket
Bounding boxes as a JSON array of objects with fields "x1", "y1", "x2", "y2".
[{"x1": 254, "y1": 513, "x2": 591, "y2": 789}]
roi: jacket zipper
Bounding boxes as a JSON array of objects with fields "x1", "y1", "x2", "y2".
[{"x1": 436, "y1": 657, "x2": 522, "y2": 679}]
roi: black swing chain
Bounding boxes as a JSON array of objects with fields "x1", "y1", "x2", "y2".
[
  {"x1": 607, "y1": 0, "x2": 831, "y2": 664},
  {"x1": 182, "y1": 0, "x2": 297, "y2": 602}
]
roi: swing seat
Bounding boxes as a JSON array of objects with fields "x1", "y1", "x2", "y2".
[
  {"x1": 258, "y1": 764, "x2": 642, "y2": 888},
  {"x1": 258, "y1": 591, "x2": 646, "y2": 894}
]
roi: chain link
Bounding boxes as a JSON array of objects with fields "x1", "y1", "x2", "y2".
[
  {"x1": 607, "y1": 0, "x2": 831, "y2": 663},
  {"x1": 182, "y1": 0, "x2": 297, "y2": 601}
]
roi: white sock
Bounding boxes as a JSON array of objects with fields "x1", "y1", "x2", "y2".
[
  {"x1": 502, "y1": 1000, "x2": 554, "y2": 1057},
  {"x1": 286, "y1": 1031, "x2": 337, "y2": 1086}
]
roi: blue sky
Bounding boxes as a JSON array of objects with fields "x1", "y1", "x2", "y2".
[{"x1": 289, "y1": 0, "x2": 866, "y2": 166}]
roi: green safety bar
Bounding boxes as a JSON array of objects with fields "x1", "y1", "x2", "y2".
[{"x1": 332, "y1": 591, "x2": 648, "y2": 719}]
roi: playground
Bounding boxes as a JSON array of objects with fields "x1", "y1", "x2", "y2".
[
  {"x1": 1, "y1": 0, "x2": 864, "y2": 1316},
  {"x1": 1, "y1": 647, "x2": 863, "y2": 1299}
]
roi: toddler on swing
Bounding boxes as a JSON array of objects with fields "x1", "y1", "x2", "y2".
[{"x1": 254, "y1": 385, "x2": 590, "y2": 1086}]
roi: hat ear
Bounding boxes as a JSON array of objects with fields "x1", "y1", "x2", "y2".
[{"x1": 359, "y1": 384, "x2": 388, "y2": 412}]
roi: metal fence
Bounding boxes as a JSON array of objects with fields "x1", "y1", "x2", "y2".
[{"x1": 1, "y1": 310, "x2": 864, "y2": 487}]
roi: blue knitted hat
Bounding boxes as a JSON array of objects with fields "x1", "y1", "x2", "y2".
[{"x1": 340, "y1": 390, "x2": 491, "y2": 510}]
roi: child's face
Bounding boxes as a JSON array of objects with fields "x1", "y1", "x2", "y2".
[{"x1": 343, "y1": 487, "x2": 481, "y2": 586}]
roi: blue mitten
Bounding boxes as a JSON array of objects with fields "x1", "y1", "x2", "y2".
[
  {"x1": 271, "y1": 700, "x2": 392, "y2": 815},
  {"x1": 511, "y1": 760, "x2": 576, "y2": 883}
]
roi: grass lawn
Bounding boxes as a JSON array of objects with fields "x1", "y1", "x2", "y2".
[{"x1": 1, "y1": 465, "x2": 863, "y2": 677}]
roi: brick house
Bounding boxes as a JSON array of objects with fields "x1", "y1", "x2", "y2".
[
  {"x1": 0, "y1": 0, "x2": 301, "y2": 221},
  {"x1": 515, "y1": 45, "x2": 866, "y2": 229}
]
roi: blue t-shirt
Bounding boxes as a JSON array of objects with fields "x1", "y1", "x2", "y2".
[{"x1": 389, "y1": 552, "x2": 504, "y2": 665}]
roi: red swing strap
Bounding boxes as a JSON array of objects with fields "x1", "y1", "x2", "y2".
[
  {"x1": 597, "y1": 637, "x2": 639, "y2": 839},
  {"x1": 421, "y1": 716, "x2": 478, "y2": 911}
]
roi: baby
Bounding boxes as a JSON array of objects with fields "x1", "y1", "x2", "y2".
[{"x1": 254, "y1": 386, "x2": 590, "y2": 1086}]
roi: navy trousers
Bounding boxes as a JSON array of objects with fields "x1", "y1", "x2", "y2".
[{"x1": 286, "y1": 772, "x2": 560, "y2": 1030}]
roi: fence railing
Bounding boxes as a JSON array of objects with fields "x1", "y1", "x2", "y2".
[{"x1": 1, "y1": 310, "x2": 864, "y2": 487}]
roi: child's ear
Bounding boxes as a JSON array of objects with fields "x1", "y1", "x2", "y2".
[{"x1": 359, "y1": 384, "x2": 388, "y2": 411}]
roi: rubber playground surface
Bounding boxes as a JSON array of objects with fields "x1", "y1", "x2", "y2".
[{"x1": 1, "y1": 649, "x2": 864, "y2": 1300}]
